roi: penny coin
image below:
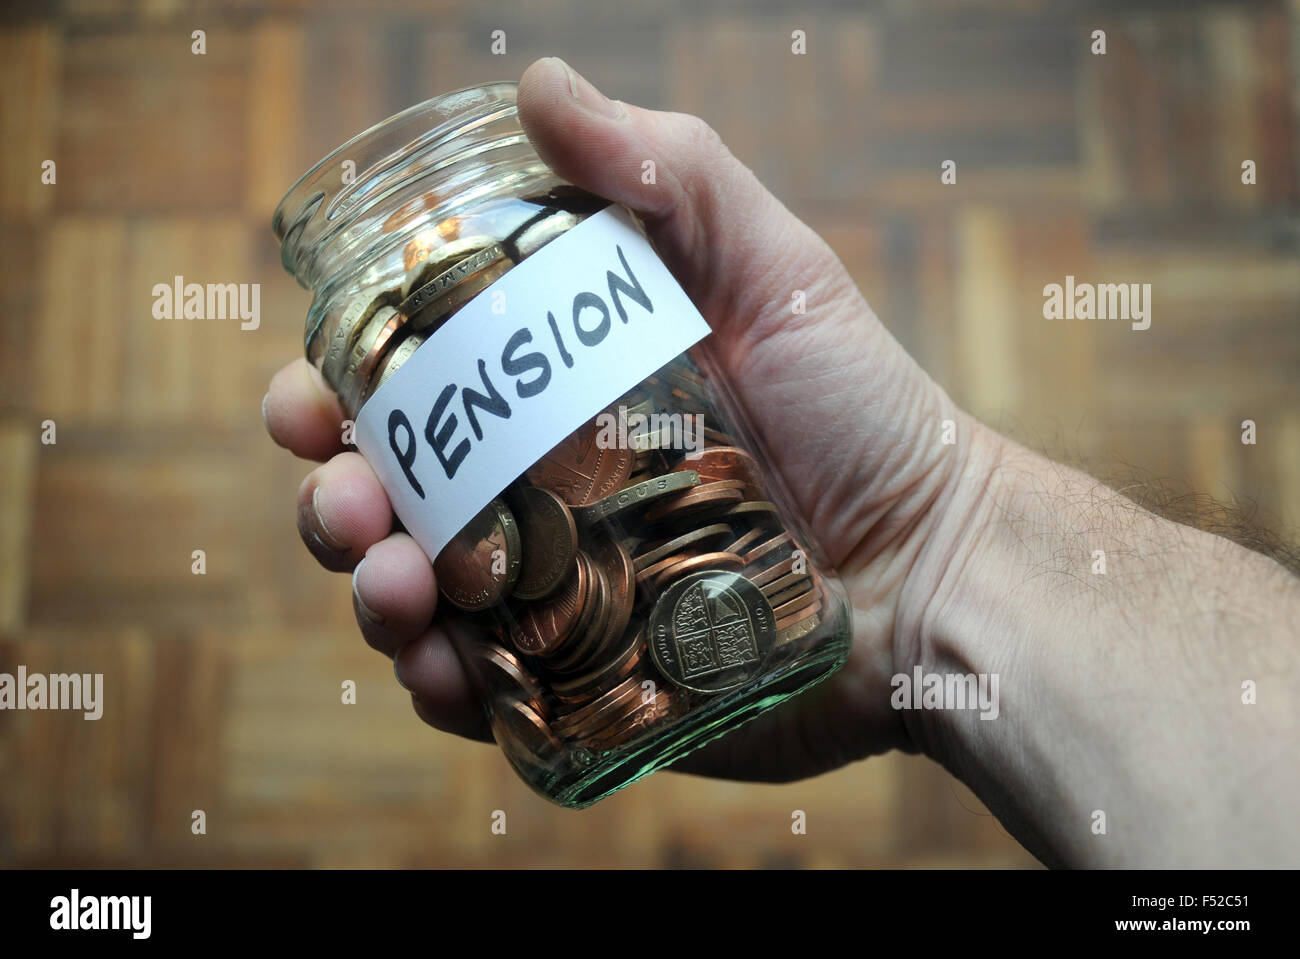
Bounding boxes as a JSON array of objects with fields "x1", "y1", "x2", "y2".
[
  {"x1": 775, "y1": 611, "x2": 822, "y2": 645},
  {"x1": 580, "y1": 682, "x2": 685, "y2": 749},
  {"x1": 549, "y1": 625, "x2": 644, "y2": 704},
  {"x1": 547, "y1": 560, "x2": 610, "y2": 673},
  {"x1": 527, "y1": 417, "x2": 634, "y2": 507},
  {"x1": 585, "y1": 536, "x2": 636, "y2": 658},
  {"x1": 675, "y1": 447, "x2": 765, "y2": 499},
  {"x1": 748, "y1": 556, "x2": 796, "y2": 589},
  {"x1": 772, "y1": 589, "x2": 820, "y2": 623},
  {"x1": 497, "y1": 699, "x2": 561, "y2": 757},
  {"x1": 647, "y1": 570, "x2": 777, "y2": 694},
  {"x1": 472, "y1": 642, "x2": 547, "y2": 718},
  {"x1": 648, "y1": 551, "x2": 745, "y2": 592},
  {"x1": 742, "y1": 532, "x2": 793, "y2": 568},
  {"x1": 635, "y1": 551, "x2": 693, "y2": 587},
  {"x1": 715, "y1": 501, "x2": 781, "y2": 525},
  {"x1": 775, "y1": 602, "x2": 822, "y2": 636},
  {"x1": 763, "y1": 570, "x2": 814, "y2": 601},
  {"x1": 641, "y1": 481, "x2": 744, "y2": 524},
  {"x1": 723, "y1": 527, "x2": 767, "y2": 557},
  {"x1": 633, "y1": 523, "x2": 733, "y2": 572},
  {"x1": 571, "y1": 470, "x2": 700, "y2": 526},
  {"x1": 553, "y1": 677, "x2": 644, "y2": 739},
  {"x1": 507, "y1": 550, "x2": 589, "y2": 656},
  {"x1": 507, "y1": 486, "x2": 578, "y2": 601},
  {"x1": 433, "y1": 498, "x2": 521, "y2": 612}
]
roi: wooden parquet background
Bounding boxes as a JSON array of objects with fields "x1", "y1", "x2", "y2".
[{"x1": 1, "y1": 0, "x2": 1296, "y2": 868}]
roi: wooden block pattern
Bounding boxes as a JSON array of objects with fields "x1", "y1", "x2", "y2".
[{"x1": 1, "y1": 0, "x2": 1296, "y2": 869}]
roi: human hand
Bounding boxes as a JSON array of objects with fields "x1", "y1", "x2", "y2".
[{"x1": 263, "y1": 56, "x2": 979, "y2": 783}]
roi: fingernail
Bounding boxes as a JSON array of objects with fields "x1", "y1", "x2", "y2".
[
  {"x1": 393, "y1": 657, "x2": 410, "y2": 692},
  {"x1": 261, "y1": 392, "x2": 270, "y2": 430},
  {"x1": 554, "y1": 57, "x2": 625, "y2": 120},
  {"x1": 312, "y1": 486, "x2": 349, "y2": 551},
  {"x1": 352, "y1": 559, "x2": 385, "y2": 627}
]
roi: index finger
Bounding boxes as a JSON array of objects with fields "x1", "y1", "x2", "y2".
[{"x1": 264, "y1": 358, "x2": 347, "y2": 462}]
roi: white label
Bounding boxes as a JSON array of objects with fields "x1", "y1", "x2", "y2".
[{"x1": 354, "y1": 204, "x2": 712, "y2": 561}]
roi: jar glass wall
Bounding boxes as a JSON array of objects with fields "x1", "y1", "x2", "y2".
[{"x1": 272, "y1": 82, "x2": 852, "y2": 807}]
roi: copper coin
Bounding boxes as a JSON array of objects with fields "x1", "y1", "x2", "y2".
[
  {"x1": 562, "y1": 553, "x2": 603, "y2": 652},
  {"x1": 552, "y1": 675, "x2": 640, "y2": 731},
  {"x1": 573, "y1": 682, "x2": 668, "y2": 744},
  {"x1": 769, "y1": 595, "x2": 821, "y2": 631},
  {"x1": 635, "y1": 551, "x2": 692, "y2": 586},
  {"x1": 507, "y1": 485, "x2": 578, "y2": 601},
  {"x1": 472, "y1": 643, "x2": 548, "y2": 718},
  {"x1": 771, "y1": 586, "x2": 819, "y2": 622},
  {"x1": 715, "y1": 501, "x2": 781, "y2": 525},
  {"x1": 767, "y1": 583, "x2": 812, "y2": 612},
  {"x1": 526, "y1": 417, "x2": 634, "y2": 507},
  {"x1": 633, "y1": 523, "x2": 733, "y2": 572},
  {"x1": 775, "y1": 610, "x2": 822, "y2": 644},
  {"x1": 641, "y1": 482, "x2": 744, "y2": 524},
  {"x1": 553, "y1": 676, "x2": 644, "y2": 739},
  {"x1": 549, "y1": 625, "x2": 645, "y2": 704},
  {"x1": 508, "y1": 554, "x2": 589, "y2": 656},
  {"x1": 724, "y1": 527, "x2": 767, "y2": 557},
  {"x1": 547, "y1": 561, "x2": 610, "y2": 673},
  {"x1": 571, "y1": 470, "x2": 700, "y2": 526},
  {"x1": 434, "y1": 498, "x2": 521, "y2": 612},
  {"x1": 748, "y1": 556, "x2": 796, "y2": 589},
  {"x1": 763, "y1": 570, "x2": 814, "y2": 601},
  {"x1": 648, "y1": 551, "x2": 745, "y2": 592},
  {"x1": 675, "y1": 447, "x2": 765, "y2": 499},
  {"x1": 546, "y1": 553, "x2": 600, "y2": 663},
  {"x1": 647, "y1": 570, "x2": 777, "y2": 694},
  {"x1": 585, "y1": 536, "x2": 636, "y2": 657},
  {"x1": 742, "y1": 532, "x2": 793, "y2": 568},
  {"x1": 579, "y1": 682, "x2": 685, "y2": 749},
  {"x1": 497, "y1": 699, "x2": 561, "y2": 757}
]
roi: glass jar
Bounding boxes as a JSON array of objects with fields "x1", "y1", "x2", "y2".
[{"x1": 271, "y1": 82, "x2": 851, "y2": 807}]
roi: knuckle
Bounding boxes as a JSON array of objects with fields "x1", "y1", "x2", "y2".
[{"x1": 679, "y1": 113, "x2": 728, "y2": 156}]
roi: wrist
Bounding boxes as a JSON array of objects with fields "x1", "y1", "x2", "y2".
[{"x1": 892, "y1": 416, "x2": 1011, "y2": 755}]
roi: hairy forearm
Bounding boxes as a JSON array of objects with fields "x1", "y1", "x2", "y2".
[{"x1": 901, "y1": 419, "x2": 1300, "y2": 867}]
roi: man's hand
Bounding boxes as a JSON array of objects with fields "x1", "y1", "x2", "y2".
[
  {"x1": 263, "y1": 56, "x2": 972, "y2": 778},
  {"x1": 264, "y1": 57, "x2": 1300, "y2": 866}
]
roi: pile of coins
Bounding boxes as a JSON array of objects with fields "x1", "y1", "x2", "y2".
[
  {"x1": 443, "y1": 357, "x2": 828, "y2": 761},
  {"x1": 315, "y1": 188, "x2": 829, "y2": 763},
  {"x1": 308, "y1": 185, "x2": 608, "y2": 419}
]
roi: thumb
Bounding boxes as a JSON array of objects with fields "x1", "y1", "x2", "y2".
[{"x1": 515, "y1": 57, "x2": 857, "y2": 329}]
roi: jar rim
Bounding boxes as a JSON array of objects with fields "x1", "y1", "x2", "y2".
[
  {"x1": 270, "y1": 81, "x2": 532, "y2": 299},
  {"x1": 272, "y1": 81, "x2": 518, "y2": 240}
]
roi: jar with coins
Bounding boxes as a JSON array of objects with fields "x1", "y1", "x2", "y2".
[{"x1": 272, "y1": 82, "x2": 852, "y2": 807}]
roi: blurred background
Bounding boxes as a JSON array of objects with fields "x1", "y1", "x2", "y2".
[{"x1": 1, "y1": 0, "x2": 1296, "y2": 868}]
